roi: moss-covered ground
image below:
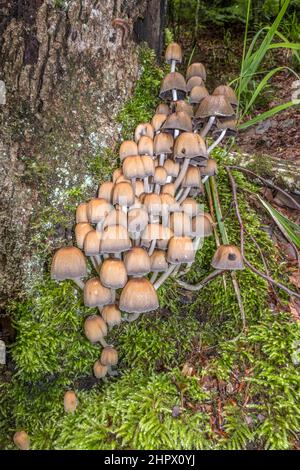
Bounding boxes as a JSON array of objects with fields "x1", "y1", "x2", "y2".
[{"x1": 1, "y1": 47, "x2": 300, "y2": 451}]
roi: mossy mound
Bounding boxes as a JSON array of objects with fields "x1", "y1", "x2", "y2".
[{"x1": 1, "y1": 47, "x2": 300, "y2": 451}]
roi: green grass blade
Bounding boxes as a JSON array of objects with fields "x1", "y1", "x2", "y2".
[
  {"x1": 268, "y1": 42, "x2": 300, "y2": 51},
  {"x1": 238, "y1": 100, "x2": 300, "y2": 129}
]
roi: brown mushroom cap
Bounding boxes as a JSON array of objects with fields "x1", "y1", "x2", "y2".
[
  {"x1": 141, "y1": 223, "x2": 169, "y2": 246},
  {"x1": 143, "y1": 193, "x2": 162, "y2": 216},
  {"x1": 181, "y1": 198, "x2": 201, "y2": 217},
  {"x1": 119, "y1": 140, "x2": 138, "y2": 161},
  {"x1": 101, "y1": 304, "x2": 122, "y2": 327},
  {"x1": 13, "y1": 431, "x2": 30, "y2": 450},
  {"x1": 156, "y1": 103, "x2": 171, "y2": 115},
  {"x1": 169, "y1": 211, "x2": 192, "y2": 236},
  {"x1": 160, "y1": 193, "x2": 179, "y2": 213},
  {"x1": 186, "y1": 62, "x2": 207, "y2": 81},
  {"x1": 161, "y1": 182, "x2": 176, "y2": 197},
  {"x1": 75, "y1": 223, "x2": 94, "y2": 249},
  {"x1": 124, "y1": 247, "x2": 151, "y2": 277},
  {"x1": 93, "y1": 360, "x2": 108, "y2": 378},
  {"x1": 192, "y1": 213, "x2": 213, "y2": 237},
  {"x1": 189, "y1": 85, "x2": 209, "y2": 105},
  {"x1": 112, "y1": 181, "x2": 135, "y2": 207},
  {"x1": 141, "y1": 155, "x2": 155, "y2": 177},
  {"x1": 214, "y1": 117, "x2": 237, "y2": 136},
  {"x1": 122, "y1": 156, "x2": 145, "y2": 180},
  {"x1": 51, "y1": 246, "x2": 87, "y2": 281},
  {"x1": 165, "y1": 42, "x2": 182, "y2": 64},
  {"x1": 101, "y1": 346, "x2": 118, "y2": 366},
  {"x1": 100, "y1": 258, "x2": 127, "y2": 289},
  {"x1": 163, "y1": 160, "x2": 180, "y2": 178},
  {"x1": 187, "y1": 76, "x2": 204, "y2": 92},
  {"x1": 100, "y1": 225, "x2": 131, "y2": 254},
  {"x1": 84, "y1": 277, "x2": 112, "y2": 307},
  {"x1": 151, "y1": 114, "x2": 167, "y2": 133},
  {"x1": 150, "y1": 250, "x2": 168, "y2": 272},
  {"x1": 159, "y1": 72, "x2": 187, "y2": 101},
  {"x1": 97, "y1": 182, "x2": 115, "y2": 202},
  {"x1": 167, "y1": 236, "x2": 195, "y2": 264},
  {"x1": 119, "y1": 278, "x2": 159, "y2": 313},
  {"x1": 127, "y1": 207, "x2": 149, "y2": 234},
  {"x1": 76, "y1": 203, "x2": 88, "y2": 223},
  {"x1": 103, "y1": 208, "x2": 128, "y2": 230},
  {"x1": 138, "y1": 136, "x2": 154, "y2": 156},
  {"x1": 182, "y1": 165, "x2": 203, "y2": 190},
  {"x1": 112, "y1": 168, "x2": 123, "y2": 183},
  {"x1": 153, "y1": 166, "x2": 168, "y2": 185},
  {"x1": 134, "y1": 180, "x2": 145, "y2": 198},
  {"x1": 200, "y1": 159, "x2": 218, "y2": 177},
  {"x1": 173, "y1": 100, "x2": 194, "y2": 117},
  {"x1": 87, "y1": 198, "x2": 113, "y2": 224},
  {"x1": 64, "y1": 391, "x2": 78, "y2": 413},
  {"x1": 173, "y1": 132, "x2": 207, "y2": 160},
  {"x1": 212, "y1": 85, "x2": 238, "y2": 106},
  {"x1": 84, "y1": 314, "x2": 107, "y2": 343},
  {"x1": 134, "y1": 123, "x2": 154, "y2": 143},
  {"x1": 195, "y1": 95, "x2": 234, "y2": 119},
  {"x1": 211, "y1": 244, "x2": 244, "y2": 270},
  {"x1": 154, "y1": 133, "x2": 174, "y2": 155},
  {"x1": 84, "y1": 229, "x2": 102, "y2": 256},
  {"x1": 162, "y1": 111, "x2": 193, "y2": 133}
]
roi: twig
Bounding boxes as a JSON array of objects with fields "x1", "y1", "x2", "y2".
[
  {"x1": 177, "y1": 269, "x2": 225, "y2": 291},
  {"x1": 225, "y1": 166, "x2": 300, "y2": 300}
]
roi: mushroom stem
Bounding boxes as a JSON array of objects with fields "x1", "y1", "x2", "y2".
[
  {"x1": 159, "y1": 154, "x2": 165, "y2": 166},
  {"x1": 174, "y1": 158, "x2": 190, "y2": 190},
  {"x1": 202, "y1": 175, "x2": 209, "y2": 184},
  {"x1": 124, "y1": 312, "x2": 142, "y2": 322},
  {"x1": 73, "y1": 278, "x2": 84, "y2": 290},
  {"x1": 207, "y1": 129, "x2": 227, "y2": 154},
  {"x1": 99, "y1": 337, "x2": 108, "y2": 348},
  {"x1": 174, "y1": 129, "x2": 180, "y2": 138},
  {"x1": 111, "y1": 289, "x2": 116, "y2": 303},
  {"x1": 175, "y1": 188, "x2": 184, "y2": 201},
  {"x1": 177, "y1": 187, "x2": 191, "y2": 204},
  {"x1": 154, "y1": 264, "x2": 177, "y2": 290},
  {"x1": 161, "y1": 206, "x2": 169, "y2": 226},
  {"x1": 132, "y1": 177, "x2": 136, "y2": 195},
  {"x1": 172, "y1": 89, "x2": 178, "y2": 102},
  {"x1": 150, "y1": 271, "x2": 159, "y2": 284},
  {"x1": 154, "y1": 183, "x2": 161, "y2": 194},
  {"x1": 107, "y1": 365, "x2": 118, "y2": 376},
  {"x1": 144, "y1": 176, "x2": 150, "y2": 193},
  {"x1": 201, "y1": 116, "x2": 215, "y2": 137},
  {"x1": 148, "y1": 239, "x2": 157, "y2": 256},
  {"x1": 91, "y1": 256, "x2": 99, "y2": 272},
  {"x1": 171, "y1": 59, "x2": 176, "y2": 73}
]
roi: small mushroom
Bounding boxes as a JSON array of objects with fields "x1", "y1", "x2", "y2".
[
  {"x1": 119, "y1": 140, "x2": 138, "y2": 161},
  {"x1": 159, "y1": 72, "x2": 187, "y2": 102},
  {"x1": 84, "y1": 315, "x2": 107, "y2": 344},
  {"x1": 51, "y1": 247, "x2": 87, "y2": 289},
  {"x1": 97, "y1": 182, "x2": 115, "y2": 202},
  {"x1": 13, "y1": 431, "x2": 30, "y2": 450},
  {"x1": 93, "y1": 360, "x2": 108, "y2": 378},
  {"x1": 119, "y1": 278, "x2": 159, "y2": 313},
  {"x1": 100, "y1": 346, "x2": 118, "y2": 366},
  {"x1": 124, "y1": 247, "x2": 151, "y2": 277},
  {"x1": 84, "y1": 277, "x2": 112, "y2": 307},
  {"x1": 101, "y1": 304, "x2": 122, "y2": 327},
  {"x1": 75, "y1": 223, "x2": 94, "y2": 249},
  {"x1": 134, "y1": 123, "x2": 154, "y2": 143},
  {"x1": 64, "y1": 390, "x2": 78, "y2": 413},
  {"x1": 165, "y1": 42, "x2": 182, "y2": 72},
  {"x1": 100, "y1": 258, "x2": 127, "y2": 289},
  {"x1": 211, "y1": 245, "x2": 244, "y2": 271},
  {"x1": 76, "y1": 203, "x2": 88, "y2": 223},
  {"x1": 186, "y1": 62, "x2": 206, "y2": 81}
]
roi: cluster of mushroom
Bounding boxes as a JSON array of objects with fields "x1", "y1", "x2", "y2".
[{"x1": 51, "y1": 42, "x2": 243, "y2": 380}]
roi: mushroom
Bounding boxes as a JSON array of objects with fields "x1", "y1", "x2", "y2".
[
  {"x1": 212, "y1": 85, "x2": 238, "y2": 108},
  {"x1": 162, "y1": 111, "x2": 192, "y2": 138},
  {"x1": 84, "y1": 314, "x2": 108, "y2": 346},
  {"x1": 83, "y1": 277, "x2": 112, "y2": 308},
  {"x1": 143, "y1": 193, "x2": 162, "y2": 224},
  {"x1": 153, "y1": 166, "x2": 168, "y2": 194},
  {"x1": 165, "y1": 42, "x2": 182, "y2": 72},
  {"x1": 51, "y1": 246, "x2": 87, "y2": 289},
  {"x1": 195, "y1": 95, "x2": 234, "y2": 137},
  {"x1": 172, "y1": 100, "x2": 194, "y2": 117},
  {"x1": 134, "y1": 123, "x2": 154, "y2": 143},
  {"x1": 100, "y1": 225, "x2": 131, "y2": 256},
  {"x1": 189, "y1": 85, "x2": 209, "y2": 110},
  {"x1": 119, "y1": 278, "x2": 159, "y2": 314},
  {"x1": 127, "y1": 207, "x2": 148, "y2": 244},
  {"x1": 119, "y1": 140, "x2": 138, "y2": 161},
  {"x1": 102, "y1": 208, "x2": 128, "y2": 230},
  {"x1": 191, "y1": 213, "x2": 213, "y2": 252},
  {"x1": 210, "y1": 117, "x2": 237, "y2": 153},
  {"x1": 178, "y1": 165, "x2": 203, "y2": 202},
  {"x1": 187, "y1": 76, "x2": 204, "y2": 93},
  {"x1": 87, "y1": 198, "x2": 113, "y2": 226},
  {"x1": 124, "y1": 247, "x2": 151, "y2": 277},
  {"x1": 93, "y1": 360, "x2": 108, "y2": 379},
  {"x1": 98, "y1": 181, "x2": 115, "y2": 202},
  {"x1": 156, "y1": 103, "x2": 171, "y2": 115},
  {"x1": 75, "y1": 222, "x2": 94, "y2": 249},
  {"x1": 76, "y1": 203, "x2": 88, "y2": 223},
  {"x1": 173, "y1": 132, "x2": 207, "y2": 190},
  {"x1": 140, "y1": 154, "x2": 155, "y2": 192},
  {"x1": 150, "y1": 249, "x2": 169, "y2": 283},
  {"x1": 64, "y1": 391, "x2": 78, "y2": 413},
  {"x1": 138, "y1": 135, "x2": 154, "y2": 156},
  {"x1": 186, "y1": 62, "x2": 206, "y2": 81},
  {"x1": 169, "y1": 211, "x2": 192, "y2": 237},
  {"x1": 181, "y1": 197, "x2": 202, "y2": 217},
  {"x1": 100, "y1": 345, "x2": 118, "y2": 366},
  {"x1": 83, "y1": 229, "x2": 102, "y2": 270},
  {"x1": 153, "y1": 132, "x2": 174, "y2": 166},
  {"x1": 112, "y1": 168, "x2": 123, "y2": 183},
  {"x1": 200, "y1": 159, "x2": 218, "y2": 183},
  {"x1": 122, "y1": 156, "x2": 145, "y2": 194},
  {"x1": 151, "y1": 114, "x2": 167, "y2": 134},
  {"x1": 13, "y1": 431, "x2": 30, "y2": 450},
  {"x1": 112, "y1": 181, "x2": 135, "y2": 213},
  {"x1": 101, "y1": 304, "x2": 122, "y2": 327},
  {"x1": 100, "y1": 258, "x2": 127, "y2": 302},
  {"x1": 211, "y1": 245, "x2": 244, "y2": 271},
  {"x1": 159, "y1": 72, "x2": 187, "y2": 103}
]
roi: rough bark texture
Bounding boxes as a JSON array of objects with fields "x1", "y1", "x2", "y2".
[{"x1": 0, "y1": 0, "x2": 164, "y2": 311}]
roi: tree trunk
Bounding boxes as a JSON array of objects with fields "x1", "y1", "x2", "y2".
[{"x1": 0, "y1": 0, "x2": 165, "y2": 311}]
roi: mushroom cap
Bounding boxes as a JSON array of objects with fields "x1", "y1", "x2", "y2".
[
  {"x1": 100, "y1": 225, "x2": 131, "y2": 254},
  {"x1": 161, "y1": 182, "x2": 176, "y2": 196},
  {"x1": 169, "y1": 211, "x2": 193, "y2": 236},
  {"x1": 93, "y1": 360, "x2": 108, "y2": 378},
  {"x1": 192, "y1": 213, "x2": 213, "y2": 237},
  {"x1": 151, "y1": 114, "x2": 167, "y2": 133},
  {"x1": 186, "y1": 62, "x2": 207, "y2": 81},
  {"x1": 119, "y1": 278, "x2": 159, "y2": 313},
  {"x1": 173, "y1": 100, "x2": 194, "y2": 117},
  {"x1": 100, "y1": 346, "x2": 118, "y2": 366},
  {"x1": 51, "y1": 246, "x2": 87, "y2": 281},
  {"x1": 140, "y1": 155, "x2": 155, "y2": 177},
  {"x1": 141, "y1": 223, "x2": 172, "y2": 245},
  {"x1": 153, "y1": 132, "x2": 174, "y2": 155},
  {"x1": 84, "y1": 277, "x2": 112, "y2": 307},
  {"x1": 160, "y1": 193, "x2": 179, "y2": 212},
  {"x1": 134, "y1": 180, "x2": 145, "y2": 197},
  {"x1": 156, "y1": 226, "x2": 174, "y2": 250},
  {"x1": 101, "y1": 304, "x2": 122, "y2": 327},
  {"x1": 134, "y1": 123, "x2": 154, "y2": 143},
  {"x1": 187, "y1": 76, "x2": 204, "y2": 92},
  {"x1": 165, "y1": 42, "x2": 182, "y2": 64},
  {"x1": 211, "y1": 244, "x2": 244, "y2": 270},
  {"x1": 159, "y1": 72, "x2": 187, "y2": 101},
  {"x1": 75, "y1": 223, "x2": 94, "y2": 249},
  {"x1": 214, "y1": 117, "x2": 237, "y2": 136},
  {"x1": 189, "y1": 85, "x2": 209, "y2": 104},
  {"x1": 163, "y1": 160, "x2": 180, "y2": 178},
  {"x1": 138, "y1": 135, "x2": 154, "y2": 156},
  {"x1": 122, "y1": 156, "x2": 145, "y2": 180},
  {"x1": 76, "y1": 203, "x2": 88, "y2": 223},
  {"x1": 167, "y1": 236, "x2": 195, "y2": 264},
  {"x1": 87, "y1": 198, "x2": 113, "y2": 224},
  {"x1": 84, "y1": 314, "x2": 107, "y2": 343},
  {"x1": 212, "y1": 85, "x2": 238, "y2": 106},
  {"x1": 119, "y1": 140, "x2": 138, "y2": 161},
  {"x1": 181, "y1": 198, "x2": 201, "y2": 217},
  {"x1": 156, "y1": 103, "x2": 171, "y2": 115},
  {"x1": 200, "y1": 159, "x2": 218, "y2": 176},
  {"x1": 102, "y1": 208, "x2": 128, "y2": 230},
  {"x1": 97, "y1": 182, "x2": 115, "y2": 202},
  {"x1": 112, "y1": 181, "x2": 135, "y2": 207},
  {"x1": 173, "y1": 132, "x2": 207, "y2": 160},
  {"x1": 182, "y1": 165, "x2": 203, "y2": 190},
  {"x1": 112, "y1": 168, "x2": 123, "y2": 183},
  {"x1": 150, "y1": 249, "x2": 168, "y2": 272},
  {"x1": 128, "y1": 207, "x2": 149, "y2": 234},
  {"x1": 153, "y1": 166, "x2": 168, "y2": 185},
  {"x1": 64, "y1": 391, "x2": 78, "y2": 413},
  {"x1": 100, "y1": 258, "x2": 127, "y2": 289},
  {"x1": 13, "y1": 431, "x2": 30, "y2": 450},
  {"x1": 143, "y1": 193, "x2": 162, "y2": 216},
  {"x1": 83, "y1": 229, "x2": 102, "y2": 256},
  {"x1": 124, "y1": 247, "x2": 151, "y2": 276},
  {"x1": 162, "y1": 111, "x2": 192, "y2": 133},
  {"x1": 195, "y1": 95, "x2": 234, "y2": 119}
]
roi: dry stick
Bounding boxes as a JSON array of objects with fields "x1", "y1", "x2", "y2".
[
  {"x1": 225, "y1": 166, "x2": 300, "y2": 300},
  {"x1": 210, "y1": 176, "x2": 246, "y2": 329},
  {"x1": 227, "y1": 165, "x2": 300, "y2": 210},
  {"x1": 177, "y1": 269, "x2": 225, "y2": 291}
]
